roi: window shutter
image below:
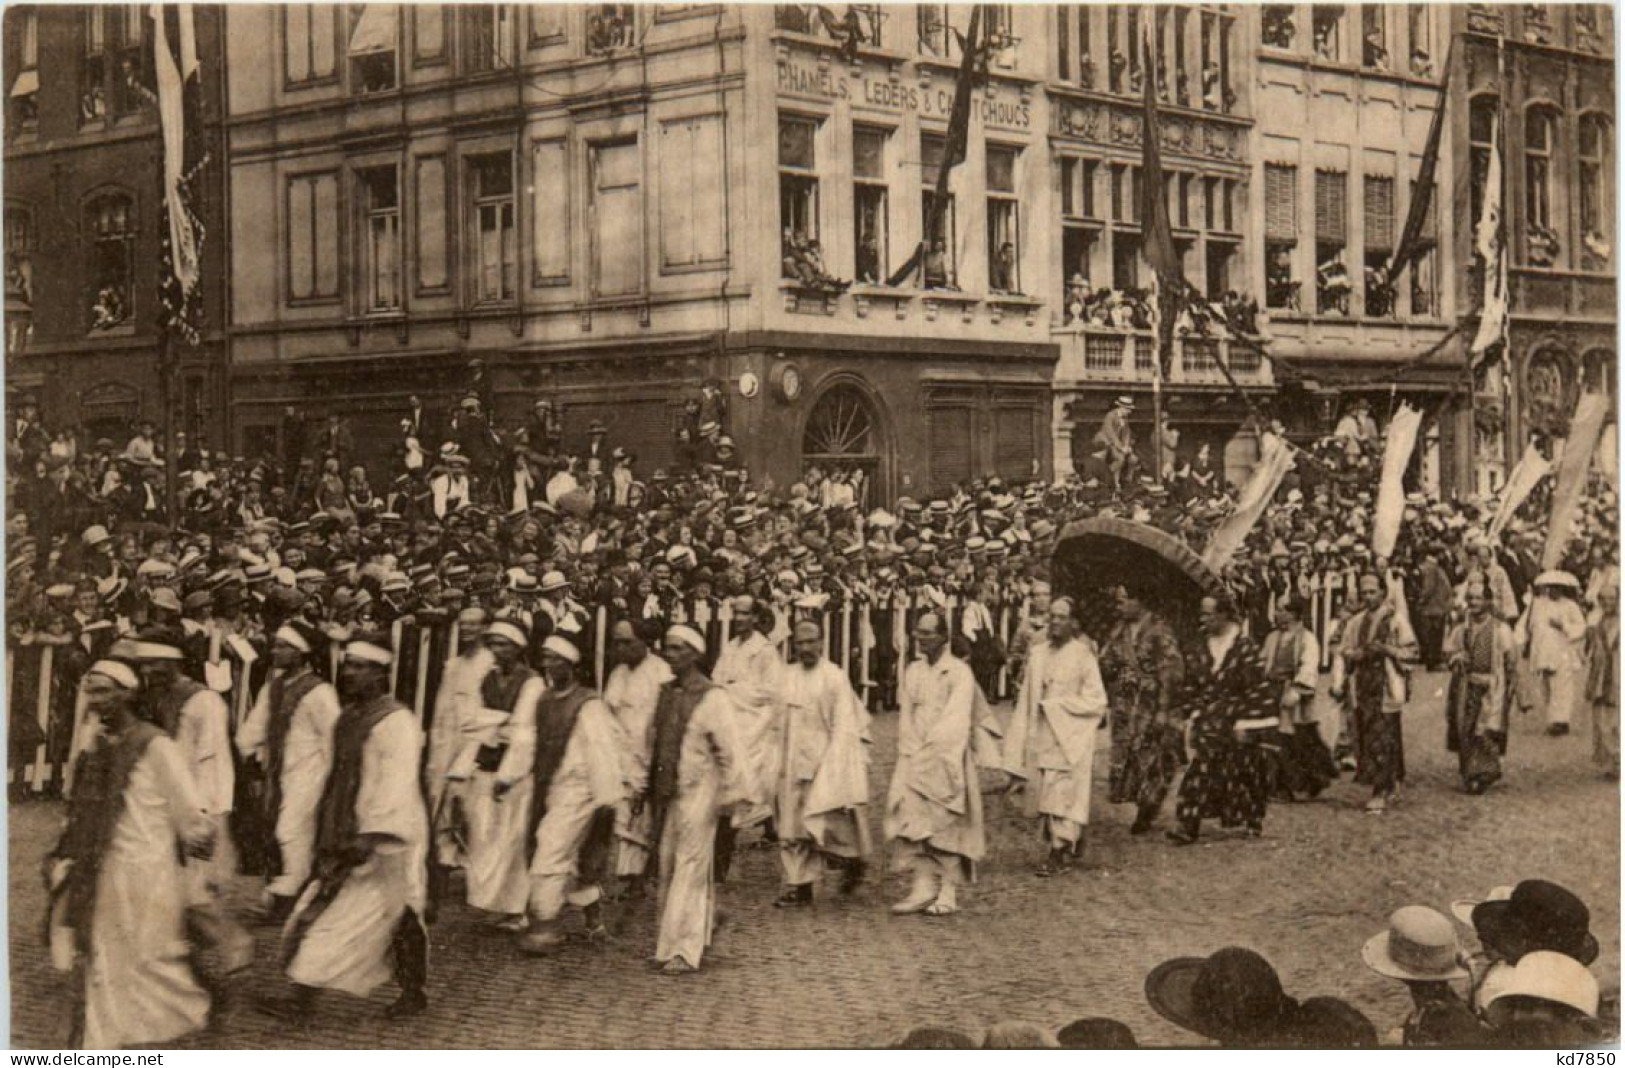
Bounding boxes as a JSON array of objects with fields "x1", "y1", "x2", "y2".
[
  {"x1": 994, "y1": 408, "x2": 1036, "y2": 481},
  {"x1": 1363, "y1": 175, "x2": 1394, "y2": 251},
  {"x1": 1265, "y1": 164, "x2": 1296, "y2": 240},
  {"x1": 1315, "y1": 169, "x2": 1347, "y2": 243},
  {"x1": 929, "y1": 408, "x2": 973, "y2": 492},
  {"x1": 532, "y1": 140, "x2": 569, "y2": 281}
]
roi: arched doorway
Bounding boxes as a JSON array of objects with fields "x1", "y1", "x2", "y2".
[{"x1": 801, "y1": 381, "x2": 889, "y2": 508}]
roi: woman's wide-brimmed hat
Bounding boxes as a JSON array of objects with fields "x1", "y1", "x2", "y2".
[
  {"x1": 1470, "y1": 880, "x2": 1599, "y2": 966},
  {"x1": 1144, "y1": 948, "x2": 1297, "y2": 1045}
]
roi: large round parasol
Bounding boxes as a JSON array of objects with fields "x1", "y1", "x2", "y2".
[{"x1": 1052, "y1": 517, "x2": 1227, "y2": 630}]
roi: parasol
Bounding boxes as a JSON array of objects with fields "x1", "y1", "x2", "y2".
[{"x1": 1052, "y1": 517, "x2": 1227, "y2": 629}]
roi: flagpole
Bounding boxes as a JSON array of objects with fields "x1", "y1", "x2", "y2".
[
  {"x1": 1495, "y1": 27, "x2": 1510, "y2": 480},
  {"x1": 159, "y1": 329, "x2": 178, "y2": 521}
]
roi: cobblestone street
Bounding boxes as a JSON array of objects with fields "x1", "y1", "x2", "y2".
[{"x1": 10, "y1": 672, "x2": 1619, "y2": 1049}]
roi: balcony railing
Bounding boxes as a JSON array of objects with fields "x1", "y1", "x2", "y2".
[{"x1": 1054, "y1": 326, "x2": 1273, "y2": 387}]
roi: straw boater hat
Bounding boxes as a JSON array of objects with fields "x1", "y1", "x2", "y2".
[{"x1": 1361, "y1": 907, "x2": 1469, "y2": 982}]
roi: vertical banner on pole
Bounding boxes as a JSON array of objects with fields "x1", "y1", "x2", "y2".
[
  {"x1": 594, "y1": 607, "x2": 609, "y2": 691},
  {"x1": 31, "y1": 644, "x2": 54, "y2": 793}
]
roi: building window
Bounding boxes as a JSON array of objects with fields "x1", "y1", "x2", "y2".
[
  {"x1": 1264, "y1": 163, "x2": 1298, "y2": 310},
  {"x1": 287, "y1": 173, "x2": 340, "y2": 302},
  {"x1": 986, "y1": 145, "x2": 1020, "y2": 293},
  {"x1": 467, "y1": 153, "x2": 515, "y2": 303},
  {"x1": 528, "y1": 5, "x2": 564, "y2": 45},
  {"x1": 1409, "y1": 179, "x2": 1438, "y2": 316},
  {"x1": 917, "y1": 4, "x2": 949, "y2": 57},
  {"x1": 853, "y1": 125, "x2": 889, "y2": 285},
  {"x1": 348, "y1": 4, "x2": 399, "y2": 92},
  {"x1": 776, "y1": 4, "x2": 813, "y2": 34},
  {"x1": 7, "y1": 203, "x2": 35, "y2": 311},
  {"x1": 1062, "y1": 158, "x2": 1098, "y2": 220},
  {"x1": 1579, "y1": 114, "x2": 1612, "y2": 270},
  {"x1": 1262, "y1": 5, "x2": 1295, "y2": 49},
  {"x1": 10, "y1": 7, "x2": 38, "y2": 130},
  {"x1": 1363, "y1": 175, "x2": 1395, "y2": 316},
  {"x1": 985, "y1": 5, "x2": 1015, "y2": 65},
  {"x1": 779, "y1": 115, "x2": 820, "y2": 278},
  {"x1": 1314, "y1": 169, "x2": 1349, "y2": 314},
  {"x1": 920, "y1": 133, "x2": 956, "y2": 288},
  {"x1": 1061, "y1": 158, "x2": 1097, "y2": 317},
  {"x1": 1311, "y1": 5, "x2": 1342, "y2": 62},
  {"x1": 1408, "y1": 7, "x2": 1434, "y2": 76},
  {"x1": 286, "y1": 4, "x2": 339, "y2": 86},
  {"x1": 590, "y1": 140, "x2": 642, "y2": 297},
  {"x1": 1112, "y1": 233, "x2": 1140, "y2": 291},
  {"x1": 1205, "y1": 243, "x2": 1234, "y2": 301},
  {"x1": 1469, "y1": 95, "x2": 1498, "y2": 229},
  {"x1": 1525, "y1": 105, "x2": 1559, "y2": 265},
  {"x1": 413, "y1": 4, "x2": 447, "y2": 63},
  {"x1": 1361, "y1": 5, "x2": 1388, "y2": 69},
  {"x1": 358, "y1": 166, "x2": 400, "y2": 312},
  {"x1": 1173, "y1": 7, "x2": 1190, "y2": 106},
  {"x1": 87, "y1": 193, "x2": 135, "y2": 331},
  {"x1": 1058, "y1": 6, "x2": 1092, "y2": 87},
  {"x1": 1127, "y1": 9, "x2": 1142, "y2": 91},
  {"x1": 587, "y1": 4, "x2": 636, "y2": 55},
  {"x1": 461, "y1": 5, "x2": 513, "y2": 73},
  {"x1": 659, "y1": 116, "x2": 725, "y2": 271},
  {"x1": 82, "y1": 7, "x2": 143, "y2": 122}
]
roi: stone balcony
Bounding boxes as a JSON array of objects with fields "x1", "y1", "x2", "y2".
[{"x1": 1052, "y1": 325, "x2": 1272, "y2": 388}]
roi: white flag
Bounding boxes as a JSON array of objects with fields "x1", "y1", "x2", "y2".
[
  {"x1": 1372, "y1": 404, "x2": 1423, "y2": 561},
  {"x1": 1488, "y1": 441, "x2": 1552, "y2": 540},
  {"x1": 1202, "y1": 434, "x2": 1295, "y2": 571},
  {"x1": 1544, "y1": 392, "x2": 1610, "y2": 569},
  {"x1": 1471, "y1": 114, "x2": 1507, "y2": 360}
]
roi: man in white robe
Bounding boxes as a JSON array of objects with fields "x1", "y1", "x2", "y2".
[
  {"x1": 710, "y1": 596, "x2": 780, "y2": 863},
  {"x1": 237, "y1": 622, "x2": 341, "y2": 921},
  {"x1": 644, "y1": 625, "x2": 746, "y2": 975},
  {"x1": 272, "y1": 640, "x2": 429, "y2": 1021},
  {"x1": 450, "y1": 619, "x2": 543, "y2": 925},
  {"x1": 998, "y1": 598, "x2": 1107, "y2": 876},
  {"x1": 134, "y1": 640, "x2": 254, "y2": 975},
  {"x1": 49, "y1": 661, "x2": 215, "y2": 1050},
  {"x1": 773, "y1": 621, "x2": 872, "y2": 907},
  {"x1": 602, "y1": 619, "x2": 672, "y2": 896},
  {"x1": 884, "y1": 612, "x2": 986, "y2": 917},
  {"x1": 1517, "y1": 573, "x2": 1588, "y2": 736},
  {"x1": 492, "y1": 636, "x2": 623, "y2": 953},
  {"x1": 424, "y1": 608, "x2": 492, "y2": 870}
]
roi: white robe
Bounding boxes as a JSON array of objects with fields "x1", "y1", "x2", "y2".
[
  {"x1": 512, "y1": 693, "x2": 626, "y2": 920},
  {"x1": 82, "y1": 736, "x2": 212, "y2": 1050},
  {"x1": 603, "y1": 655, "x2": 673, "y2": 876},
  {"x1": 286, "y1": 708, "x2": 427, "y2": 997},
  {"x1": 237, "y1": 671, "x2": 342, "y2": 896},
  {"x1": 711, "y1": 631, "x2": 782, "y2": 825},
  {"x1": 999, "y1": 636, "x2": 1108, "y2": 831},
  {"x1": 174, "y1": 687, "x2": 237, "y2": 898},
  {"x1": 459, "y1": 673, "x2": 545, "y2": 915},
  {"x1": 884, "y1": 652, "x2": 987, "y2": 868},
  {"x1": 777, "y1": 659, "x2": 871, "y2": 856},
  {"x1": 655, "y1": 686, "x2": 746, "y2": 969},
  {"x1": 426, "y1": 647, "x2": 493, "y2": 866}
]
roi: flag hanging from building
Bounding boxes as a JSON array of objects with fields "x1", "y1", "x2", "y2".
[
  {"x1": 1487, "y1": 440, "x2": 1552, "y2": 539},
  {"x1": 1139, "y1": 12, "x2": 1182, "y2": 377},
  {"x1": 1542, "y1": 391, "x2": 1610, "y2": 569},
  {"x1": 143, "y1": 4, "x2": 207, "y2": 345},
  {"x1": 1470, "y1": 112, "x2": 1507, "y2": 365},
  {"x1": 885, "y1": 5, "x2": 981, "y2": 287},
  {"x1": 1372, "y1": 403, "x2": 1423, "y2": 560},
  {"x1": 1379, "y1": 44, "x2": 1451, "y2": 292},
  {"x1": 1202, "y1": 433, "x2": 1296, "y2": 572}
]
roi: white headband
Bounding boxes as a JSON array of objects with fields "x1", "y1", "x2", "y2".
[
  {"x1": 485, "y1": 620, "x2": 528, "y2": 647},
  {"x1": 666, "y1": 624, "x2": 706, "y2": 656},
  {"x1": 87, "y1": 660, "x2": 139, "y2": 690},
  {"x1": 344, "y1": 641, "x2": 393, "y2": 666},
  {"x1": 541, "y1": 635, "x2": 581, "y2": 664},
  {"x1": 275, "y1": 625, "x2": 312, "y2": 655}
]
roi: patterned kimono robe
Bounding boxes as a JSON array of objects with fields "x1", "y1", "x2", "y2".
[
  {"x1": 1100, "y1": 613, "x2": 1185, "y2": 810},
  {"x1": 1445, "y1": 614, "x2": 1516, "y2": 789},
  {"x1": 1172, "y1": 627, "x2": 1278, "y2": 832},
  {"x1": 1342, "y1": 604, "x2": 1417, "y2": 794}
]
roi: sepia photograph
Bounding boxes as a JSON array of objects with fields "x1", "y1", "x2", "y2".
[{"x1": 1, "y1": 0, "x2": 1619, "y2": 1052}]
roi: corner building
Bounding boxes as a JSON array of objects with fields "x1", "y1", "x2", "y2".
[{"x1": 223, "y1": 4, "x2": 1061, "y2": 499}]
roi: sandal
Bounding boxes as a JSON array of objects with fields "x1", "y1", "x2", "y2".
[
  {"x1": 923, "y1": 902, "x2": 958, "y2": 917},
  {"x1": 1165, "y1": 829, "x2": 1197, "y2": 846}
]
